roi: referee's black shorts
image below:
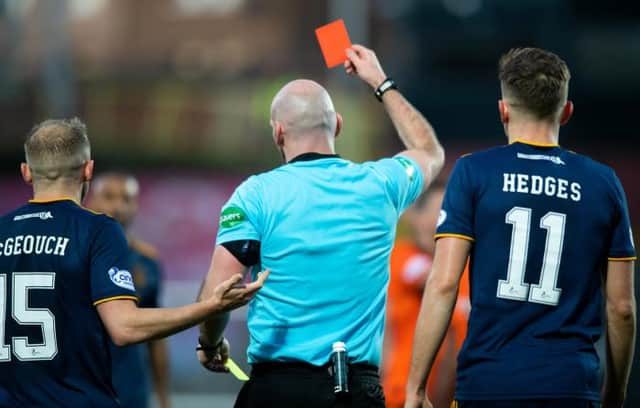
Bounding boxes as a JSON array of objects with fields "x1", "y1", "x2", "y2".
[{"x1": 234, "y1": 361, "x2": 385, "y2": 408}]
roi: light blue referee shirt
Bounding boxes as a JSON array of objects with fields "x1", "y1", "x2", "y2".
[{"x1": 216, "y1": 153, "x2": 423, "y2": 367}]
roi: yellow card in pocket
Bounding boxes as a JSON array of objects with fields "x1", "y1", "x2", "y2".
[{"x1": 225, "y1": 358, "x2": 249, "y2": 381}]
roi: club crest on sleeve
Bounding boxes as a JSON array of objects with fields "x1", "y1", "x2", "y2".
[
  {"x1": 108, "y1": 267, "x2": 136, "y2": 291},
  {"x1": 220, "y1": 206, "x2": 247, "y2": 228},
  {"x1": 437, "y1": 209, "x2": 447, "y2": 227},
  {"x1": 395, "y1": 157, "x2": 416, "y2": 181}
]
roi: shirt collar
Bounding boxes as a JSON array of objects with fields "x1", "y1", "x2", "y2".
[
  {"x1": 511, "y1": 139, "x2": 559, "y2": 148},
  {"x1": 28, "y1": 197, "x2": 76, "y2": 204},
  {"x1": 288, "y1": 152, "x2": 340, "y2": 164}
]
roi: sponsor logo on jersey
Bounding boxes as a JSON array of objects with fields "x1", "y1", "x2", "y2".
[
  {"x1": 516, "y1": 152, "x2": 565, "y2": 165},
  {"x1": 220, "y1": 206, "x2": 246, "y2": 228},
  {"x1": 13, "y1": 211, "x2": 54, "y2": 221},
  {"x1": 108, "y1": 267, "x2": 136, "y2": 291},
  {"x1": 395, "y1": 157, "x2": 416, "y2": 181}
]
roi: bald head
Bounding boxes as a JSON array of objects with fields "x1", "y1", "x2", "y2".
[
  {"x1": 270, "y1": 80, "x2": 337, "y2": 137},
  {"x1": 24, "y1": 118, "x2": 90, "y2": 182}
]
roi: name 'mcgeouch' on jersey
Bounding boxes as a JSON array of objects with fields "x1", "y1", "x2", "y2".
[
  {"x1": 436, "y1": 140, "x2": 636, "y2": 401},
  {"x1": 0, "y1": 198, "x2": 138, "y2": 408}
]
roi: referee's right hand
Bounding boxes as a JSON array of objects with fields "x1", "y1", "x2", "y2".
[{"x1": 344, "y1": 44, "x2": 387, "y2": 90}]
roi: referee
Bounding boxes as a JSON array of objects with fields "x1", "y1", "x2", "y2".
[{"x1": 196, "y1": 45, "x2": 445, "y2": 407}]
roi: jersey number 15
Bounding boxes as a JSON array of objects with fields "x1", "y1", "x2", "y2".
[
  {"x1": 0, "y1": 273, "x2": 57, "y2": 361},
  {"x1": 497, "y1": 207, "x2": 566, "y2": 306}
]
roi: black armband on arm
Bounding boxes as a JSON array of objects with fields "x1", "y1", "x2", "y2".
[{"x1": 221, "y1": 240, "x2": 261, "y2": 267}]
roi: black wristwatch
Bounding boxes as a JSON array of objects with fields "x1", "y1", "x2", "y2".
[
  {"x1": 196, "y1": 336, "x2": 224, "y2": 352},
  {"x1": 374, "y1": 78, "x2": 398, "y2": 102}
]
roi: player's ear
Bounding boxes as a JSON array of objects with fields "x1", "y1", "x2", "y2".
[
  {"x1": 83, "y1": 160, "x2": 95, "y2": 182},
  {"x1": 559, "y1": 101, "x2": 573, "y2": 125},
  {"x1": 20, "y1": 163, "x2": 33, "y2": 185},
  {"x1": 498, "y1": 100, "x2": 509, "y2": 124},
  {"x1": 273, "y1": 121, "x2": 285, "y2": 147},
  {"x1": 334, "y1": 112, "x2": 343, "y2": 139}
]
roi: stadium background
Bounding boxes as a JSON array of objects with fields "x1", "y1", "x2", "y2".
[{"x1": 0, "y1": 0, "x2": 638, "y2": 406}]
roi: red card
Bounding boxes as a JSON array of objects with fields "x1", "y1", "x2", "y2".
[{"x1": 315, "y1": 19, "x2": 352, "y2": 68}]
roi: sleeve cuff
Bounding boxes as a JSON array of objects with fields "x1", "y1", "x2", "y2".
[
  {"x1": 93, "y1": 295, "x2": 139, "y2": 306},
  {"x1": 607, "y1": 256, "x2": 636, "y2": 262},
  {"x1": 434, "y1": 233, "x2": 475, "y2": 242}
]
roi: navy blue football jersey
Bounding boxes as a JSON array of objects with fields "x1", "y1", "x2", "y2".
[
  {"x1": 111, "y1": 240, "x2": 162, "y2": 408},
  {"x1": 0, "y1": 198, "x2": 138, "y2": 407},
  {"x1": 436, "y1": 141, "x2": 636, "y2": 401}
]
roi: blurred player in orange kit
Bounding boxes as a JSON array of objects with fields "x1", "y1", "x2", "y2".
[{"x1": 384, "y1": 184, "x2": 470, "y2": 408}]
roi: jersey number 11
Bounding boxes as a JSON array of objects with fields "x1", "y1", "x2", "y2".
[{"x1": 497, "y1": 206, "x2": 565, "y2": 306}]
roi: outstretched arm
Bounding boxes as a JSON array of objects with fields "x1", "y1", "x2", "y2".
[
  {"x1": 97, "y1": 272, "x2": 265, "y2": 346},
  {"x1": 345, "y1": 44, "x2": 444, "y2": 190}
]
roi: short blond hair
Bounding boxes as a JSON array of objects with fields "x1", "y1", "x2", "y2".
[{"x1": 24, "y1": 118, "x2": 91, "y2": 181}]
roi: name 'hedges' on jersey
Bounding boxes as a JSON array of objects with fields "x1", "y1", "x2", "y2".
[
  {"x1": 436, "y1": 140, "x2": 636, "y2": 401},
  {"x1": 0, "y1": 198, "x2": 137, "y2": 408}
]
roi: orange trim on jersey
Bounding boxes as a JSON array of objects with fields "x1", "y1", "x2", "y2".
[
  {"x1": 511, "y1": 139, "x2": 559, "y2": 148},
  {"x1": 93, "y1": 295, "x2": 139, "y2": 306},
  {"x1": 29, "y1": 197, "x2": 76, "y2": 204},
  {"x1": 80, "y1": 206, "x2": 103, "y2": 215},
  {"x1": 608, "y1": 256, "x2": 637, "y2": 262},
  {"x1": 434, "y1": 233, "x2": 475, "y2": 242},
  {"x1": 29, "y1": 197, "x2": 104, "y2": 215}
]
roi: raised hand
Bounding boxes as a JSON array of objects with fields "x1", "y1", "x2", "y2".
[{"x1": 344, "y1": 44, "x2": 387, "y2": 89}]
